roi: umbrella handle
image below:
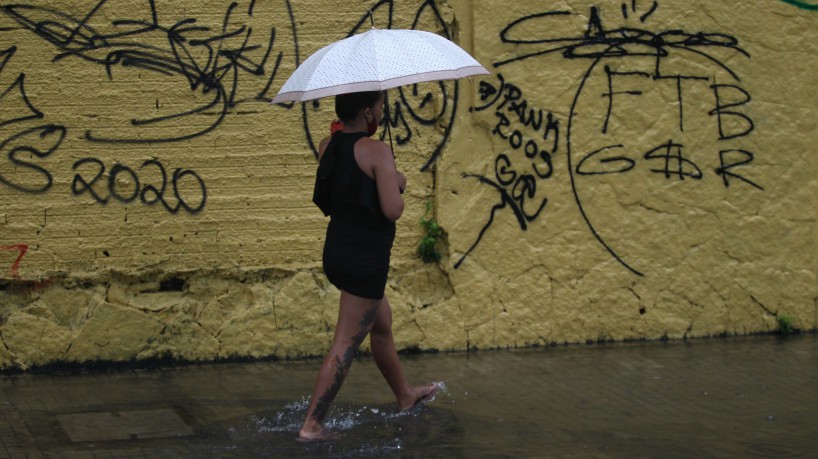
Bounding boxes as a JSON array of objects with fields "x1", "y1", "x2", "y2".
[
  {"x1": 384, "y1": 123, "x2": 402, "y2": 193},
  {"x1": 386, "y1": 122, "x2": 395, "y2": 158}
]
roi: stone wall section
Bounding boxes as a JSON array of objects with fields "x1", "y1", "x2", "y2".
[{"x1": 1, "y1": 1, "x2": 816, "y2": 370}]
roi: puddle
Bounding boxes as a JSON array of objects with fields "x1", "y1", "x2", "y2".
[
  {"x1": 1, "y1": 335, "x2": 816, "y2": 457},
  {"x1": 58, "y1": 408, "x2": 193, "y2": 441}
]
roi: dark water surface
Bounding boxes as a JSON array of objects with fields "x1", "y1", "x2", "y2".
[{"x1": 2, "y1": 334, "x2": 816, "y2": 458}]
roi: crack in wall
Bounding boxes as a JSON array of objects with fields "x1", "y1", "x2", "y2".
[{"x1": 750, "y1": 294, "x2": 777, "y2": 317}]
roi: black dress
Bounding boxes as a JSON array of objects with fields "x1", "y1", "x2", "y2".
[{"x1": 313, "y1": 131, "x2": 396, "y2": 300}]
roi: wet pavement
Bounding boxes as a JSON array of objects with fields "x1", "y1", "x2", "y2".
[{"x1": 1, "y1": 333, "x2": 816, "y2": 458}]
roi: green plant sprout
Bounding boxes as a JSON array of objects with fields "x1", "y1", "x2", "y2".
[
  {"x1": 777, "y1": 315, "x2": 794, "y2": 335},
  {"x1": 418, "y1": 200, "x2": 443, "y2": 263}
]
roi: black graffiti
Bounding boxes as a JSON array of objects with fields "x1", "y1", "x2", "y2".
[
  {"x1": 456, "y1": 154, "x2": 549, "y2": 269},
  {"x1": 456, "y1": 73, "x2": 558, "y2": 268},
  {"x1": 495, "y1": 4, "x2": 748, "y2": 78},
  {"x1": 575, "y1": 75, "x2": 759, "y2": 186},
  {"x1": 715, "y1": 149, "x2": 763, "y2": 191},
  {"x1": 459, "y1": 3, "x2": 762, "y2": 275},
  {"x1": 0, "y1": 43, "x2": 207, "y2": 212},
  {"x1": 1, "y1": 0, "x2": 296, "y2": 143},
  {"x1": 710, "y1": 83, "x2": 754, "y2": 140},
  {"x1": 71, "y1": 158, "x2": 207, "y2": 214},
  {"x1": 0, "y1": 124, "x2": 66, "y2": 194},
  {"x1": 643, "y1": 140, "x2": 703, "y2": 180},
  {"x1": 576, "y1": 144, "x2": 632, "y2": 175},
  {"x1": 392, "y1": 78, "x2": 455, "y2": 172},
  {"x1": 0, "y1": 45, "x2": 67, "y2": 194},
  {"x1": 567, "y1": 31, "x2": 756, "y2": 276},
  {"x1": 476, "y1": 74, "x2": 560, "y2": 150},
  {"x1": 0, "y1": 46, "x2": 42, "y2": 129},
  {"x1": 622, "y1": 0, "x2": 658, "y2": 22},
  {"x1": 302, "y1": 0, "x2": 458, "y2": 171},
  {"x1": 576, "y1": 140, "x2": 714, "y2": 181}
]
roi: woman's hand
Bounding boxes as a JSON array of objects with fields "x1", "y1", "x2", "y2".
[{"x1": 397, "y1": 172, "x2": 406, "y2": 194}]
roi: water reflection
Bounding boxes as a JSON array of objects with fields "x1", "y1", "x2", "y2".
[{"x1": 1, "y1": 335, "x2": 816, "y2": 458}]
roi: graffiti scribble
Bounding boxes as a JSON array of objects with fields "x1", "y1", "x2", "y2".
[
  {"x1": 0, "y1": 44, "x2": 66, "y2": 195},
  {"x1": 461, "y1": 3, "x2": 761, "y2": 276},
  {"x1": 0, "y1": 0, "x2": 296, "y2": 143},
  {"x1": 456, "y1": 73, "x2": 557, "y2": 268}
]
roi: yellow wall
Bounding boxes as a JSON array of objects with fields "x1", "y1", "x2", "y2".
[{"x1": 1, "y1": 0, "x2": 816, "y2": 369}]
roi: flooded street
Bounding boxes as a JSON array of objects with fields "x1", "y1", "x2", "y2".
[{"x1": 2, "y1": 334, "x2": 816, "y2": 458}]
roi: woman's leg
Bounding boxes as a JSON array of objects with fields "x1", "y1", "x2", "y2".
[
  {"x1": 299, "y1": 291, "x2": 380, "y2": 440},
  {"x1": 369, "y1": 295, "x2": 438, "y2": 410}
]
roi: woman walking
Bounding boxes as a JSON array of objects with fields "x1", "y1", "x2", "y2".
[{"x1": 299, "y1": 90, "x2": 438, "y2": 441}]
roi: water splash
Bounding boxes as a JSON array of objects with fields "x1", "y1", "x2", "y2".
[
  {"x1": 249, "y1": 382, "x2": 452, "y2": 437},
  {"x1": 250, "y1": 398, "x2": 309, "y2": 433}
]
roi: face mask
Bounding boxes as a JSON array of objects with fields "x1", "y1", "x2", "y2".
[{"x1": 366, "y1": 116, "x2": 379, "y2": 137}]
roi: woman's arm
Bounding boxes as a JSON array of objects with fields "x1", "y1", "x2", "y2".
[
  {"x1": 317, "y1": 136, "x2": 331, "y2": 161},
  {"x1": 368, "y1": 142, "x2": 404, "y2": 222}
]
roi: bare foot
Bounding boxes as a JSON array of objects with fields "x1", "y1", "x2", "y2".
[
  {"x1": 298, "y1": 422, "x2": 338, "y2": 442},
  {"x1": 397, "y1": 382, "x2": 439, "y2": 411}
]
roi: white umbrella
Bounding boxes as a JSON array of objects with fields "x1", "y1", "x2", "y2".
[{"x1": 271, "y1": 28, "x2": 489, "y2": 103}]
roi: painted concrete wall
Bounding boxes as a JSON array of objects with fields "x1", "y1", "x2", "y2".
[{"x1": 0, "y1": 0, "x2": 815, "y2": 370}]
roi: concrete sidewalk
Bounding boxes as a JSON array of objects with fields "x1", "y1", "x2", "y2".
[{"x1": 1, "y1": 333, "x2": 816, "y2": 458}]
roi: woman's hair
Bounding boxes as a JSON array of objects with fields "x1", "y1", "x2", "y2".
[{"x1": 335, "y1": 91, "x2": 382, "y2": 123}]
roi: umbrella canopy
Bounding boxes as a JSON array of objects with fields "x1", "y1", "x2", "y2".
[{"x1": 272, "y1": 28, "x2": 489, "y2": 103}]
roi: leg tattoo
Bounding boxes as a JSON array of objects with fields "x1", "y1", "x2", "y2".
[{"x1": 311, "y1": 300, "x2": 379, "y2": 423}]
